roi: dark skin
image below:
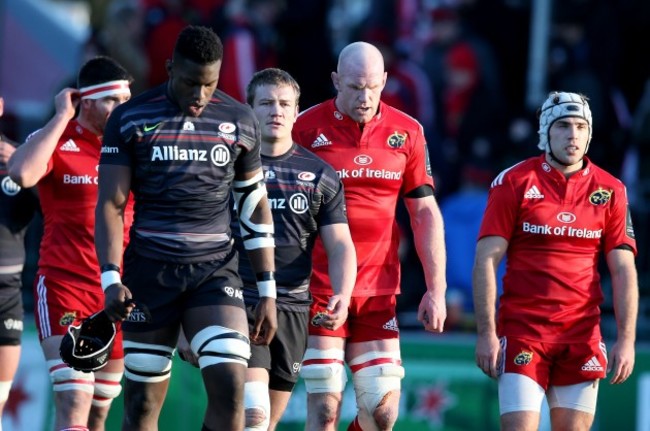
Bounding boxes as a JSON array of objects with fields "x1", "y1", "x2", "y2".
[{"x1": 95, "y1": 54, "x2": 276, "y2": 430}]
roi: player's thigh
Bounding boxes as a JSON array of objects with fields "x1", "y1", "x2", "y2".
[{"x1": 268, "y1": 309, "x2": 309, "y2": 388}]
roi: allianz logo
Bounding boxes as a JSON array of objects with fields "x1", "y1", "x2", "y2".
[{"x1": 151, "y1": 144, "x2": 231, "y2": 167}]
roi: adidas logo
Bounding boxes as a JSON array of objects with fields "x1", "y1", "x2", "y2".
[
  {"x1": 524, "y1": 185, "x2": 544, "y2": 199},
  {"x1": 382, "y1": 317, "x2": 399, "y2": 332},
  {"x1": 581, "y1": 356, "x2": 604, "y2": 372},
  {"x1": 60, "y1": 139, "x2": 80, "y2": 152},
  {"x1": 311, "y1": 133, "x2": 331, "y2": 148}
]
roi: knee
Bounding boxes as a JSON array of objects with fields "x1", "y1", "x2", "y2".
[
  {"x1": 244, "y1": 381, "x2": 269, "y2": 430},
  {"x1": 310, "y1": 393, "x2": 341, "y2": 427},
  {"x1": 370, "y1": 390, "x2": 400, "y2": 430}
]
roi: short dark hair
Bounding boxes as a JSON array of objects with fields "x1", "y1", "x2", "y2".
[
  {"x1": 174, "y1": 25, "x2": 223, "y2": 65},
  {"x1": 246, "y1": 68, "x2": 301, "y2": 106},
  {"x1": 77, "y1": 56, "x2": 132, "y2": 88}
]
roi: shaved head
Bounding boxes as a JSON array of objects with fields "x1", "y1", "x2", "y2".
[
  {"x1": 337, "y1": 42, "x2": 385, "y2": 75},
  {"x1": 332, "y1": 42, "x2": 387, "y2": 124}
]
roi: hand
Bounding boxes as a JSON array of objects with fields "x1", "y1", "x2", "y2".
[
  {"x1": 251, "y1": 297, "x2": 277, "y2": 345},
  {"x1": 0, "y1": 139, "x2": 15, "y2": 164},
  {"x1": 103, "y1": 283, "x2": 134, "y2": 322},
  {"x1": 177, "y1": 330, "x2": 199, "y2": 367},
  {"x1": 320, "y1": 294, "x2": 349, "y2": 331},
  {"x1": 475, "y1": 332, "x2": 501, "y2": 379},
  {"x1": 54, "y1": 88, "x2": 80, "y2": 121},
  {"x1": 607, "y1": 339, "x2": 635, "y2": 384},
  {"x1": 417, "y1": 290, "x2": 447, "y2": 333}
]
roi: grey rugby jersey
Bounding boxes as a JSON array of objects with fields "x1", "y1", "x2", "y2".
[
  {"x1": 101, "y1": 84, "x2": 261, "y2": 263},
  {"x1": 233, "y1": 143, "x2": 347, "y2": 311}
]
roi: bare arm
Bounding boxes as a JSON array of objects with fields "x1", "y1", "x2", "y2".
[
  {"x1": 606, "y1": 248, "x2": 638, "y2": 384},
  {"x1": 95, "y1": 164, "x2": 133, "y2": 321},
  {"x1": 472, "y1": 235, "x2": 508, "y2": 378},
  {"x1": 319, "y1": 222, "x2": 356, "y2": 330},
  {"x1": 8, "y1": 88, "x2": 79, "y2": 187},
  {"x1": 404, "y1": 194, "x2": 447, "y2": 333}
]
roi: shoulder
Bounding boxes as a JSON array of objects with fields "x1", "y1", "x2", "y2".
[
  {"x1": 110, "y1": 85, "x2": 167, "y2": 121},
  {"x1": 210, "y1": 89, "x2": 257, "y2": 122},
  {"x1": 295, "y1": 101, "x2": 330, "y2": 129},
  {"x1": 292, "y1": 145, "x2": 339, "y2": 184},
  {"x1": 380, "y1": 102, "x2": 423, "y2": 132},
  {"x1": 489, "y1": 157, "x2": 537, "y2": 189}
]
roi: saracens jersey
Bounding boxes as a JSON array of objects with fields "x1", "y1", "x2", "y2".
[
  {"x1": 0, "y1": 140, "x2": 39, "y2": 289},
  {"x1": 293, "y1": 99, "x2": 434, "y2": 297},
  {"x1": 34, "y1": 121, "x2": 134, "y2": 289},
  {"x1": 233, "y1": 143, "x2": 347, "y2": 312},
  {"x1": 101, "y1": 84, "x2": 261, "y2": 263},
  {"x1": 479, "y1": 154, "x2": 637, "y2": 342}
]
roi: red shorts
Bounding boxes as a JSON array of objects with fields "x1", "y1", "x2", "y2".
[
  {"x1": 33, "y1": 273, "x2": 123, "y2": 359},
  {"x1": 499, "y1": 336, "x2": 607, "y2": 389},
  {"x1": 309, "y1": 293, "x2": 399, "y2": 343}
]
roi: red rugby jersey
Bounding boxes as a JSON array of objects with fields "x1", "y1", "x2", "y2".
[
  {"x1": 479, "y1": 154, "x2": 637, "y2": 342},
  {"x1": 293, "y1": 99, "x2": 434, "y2": 297},
  {"x1": 35, "y1": 121, "x2": 133, "y2": 289}
]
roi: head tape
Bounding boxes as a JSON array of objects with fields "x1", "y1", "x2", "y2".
[
  {"x1": 537, "y1": 91, "x2": 592, "y2": 151},
  {"x1": 60, "y1": 310, "x2": 116, "y2": 372}
]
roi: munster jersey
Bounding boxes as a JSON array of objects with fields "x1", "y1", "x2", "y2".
[
  {"x1": 233, "y1": 143, "x2": 347, "y2": 311},
  {"x1": 101, "y1": 84, "x2": 261, "y2": 263},
  {"x1": 479, "y1": 154, "x2": 637, "y2": 342},
  {"x1": 293, "y1": 99, "x2": 434, "y2": 297},
  {"x1": 1, "y1": 142, "x2": 39, "y2": 288},
  {"x1": 34, "y1": 121, "x2": 134, "y2": 289}
]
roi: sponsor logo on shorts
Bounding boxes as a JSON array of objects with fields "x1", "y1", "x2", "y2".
[
  {"x1": 292, "y1": 362, "x2": 301, "y2": 374},
  {"x1": 513, "y1": 350, "x2": 533, "y2": 366},
  {"x1": 311, "y1": 310, "x2": 329, "y2": 327},
  {"x1": 224, "y1": 286, "x2": 243, "y2": 300},
  {"x1": 3, "y1": 318, "x2": 23, "y2": 331},
  {"x1": 581, "y1": 356, "x2": 604, "y2": 372},
  {"x1": 127, "y1": 307, "x2": 150, "y2": 323},
  {"x1": 382, "y1": 317, "x2": 399, "y2": 332},
  {"x1": 59, "y1": 311, "x2": 76, "y2": 326}
]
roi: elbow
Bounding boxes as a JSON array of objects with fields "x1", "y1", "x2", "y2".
[{"x1": 8, "y1": 166, "x2": 37, "y2": 189}]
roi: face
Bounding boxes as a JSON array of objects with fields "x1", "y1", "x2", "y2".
[
  {"x1": 547, "y1": 117, "x2": 590, "y2": 167},
  {"x1": 83, "y1": 93, "x2": 131, "y2": 134},
  {"x1": 251, "y1": 84, "x2": 298, "y2": 143},
  {"x1": 332, "y1": 65, "x2": 386, "y2": 124},
  {"x1": 167, "y1": 56, "x2": 221, "y2": 117}
]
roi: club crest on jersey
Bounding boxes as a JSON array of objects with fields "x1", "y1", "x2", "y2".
[
  {"x1": 298, "y1": 171, "x2": 316, "y2": 182},
  {"x1": 387, "y1": 131, "x2": 406, "y2": 148},
  {"x1": 59, "y1": 312, "x2": 77, "y2": 326},
  {"x1": 589, "y1": 188, "x2": 612, "y2": 206},
  {"x1": 514, "y1": 350, "x2": 533, "y2": 366}
]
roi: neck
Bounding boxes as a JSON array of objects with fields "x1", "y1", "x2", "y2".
[
  {"x1": 545, "y1": 152, "x2": 583, "y2": 178},
  {"x1": 261, "y1": 139, "x2": 293, "y2": 157},
  {"x1": 76, "y1": 113, "x2": 101, "y2": 138}
]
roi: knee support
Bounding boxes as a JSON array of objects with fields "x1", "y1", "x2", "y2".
[
  {"x1": 244, "y1": 381, "x2": 270, "y2": 430},
  {"x1": 233, "y1": 172, "x2": 274, "y2": 250},
  {"x1": 48, "y1": 359, "x2": 94, "y2": 394},
  {"x1": 123, "y1": 341, "x2": 174, "y2": 383},
  {"x1": 300, "y1": 348, "x2": 347, "y2": 394},
  {"x1": 190, "y1": 325, "x2": 250, "y2": 369},
  {"x1": 0, "y1": 380, "x2": 11, "y2": 403},
  {"x1": 349, "y1": 352, "x2": 404, "y2": 415},
  {"x1": 92, "y1": 371, "x2": 123, "y2": 407}
]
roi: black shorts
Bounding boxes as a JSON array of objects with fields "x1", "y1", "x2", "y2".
[
  {"x1": 122, "y1": 248, "x2": 245, "y2": 331},
  {"x1": 0, "y1": 286, "x2": 23, "y2": 345},
  {"x1": 247, "y1": 305, "x2": 308, "y2": 392}
]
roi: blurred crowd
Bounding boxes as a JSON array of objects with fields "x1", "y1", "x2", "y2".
[{"x1": 2, "y1": 0, "x2": 650, "y2": 334}]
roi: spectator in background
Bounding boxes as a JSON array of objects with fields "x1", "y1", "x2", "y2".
[
  {"x1": 215, "y1": 0, "x2": 284, "y2": 102},
  {"x1": 102, "y1": 0, "x2": 150, "y2": 96},
  {"x1": 0, "y1": 96, "x2": 39, "y2": 429}
]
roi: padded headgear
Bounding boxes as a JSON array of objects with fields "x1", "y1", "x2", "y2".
[
  {"x1": 60, "y1": 310, "x2": 116, "y2": 372},
  {"x1": 537, "y1": 91, "x2": 592, "y2": 151}
]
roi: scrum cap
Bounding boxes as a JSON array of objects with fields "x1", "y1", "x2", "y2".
[
  {"x1": 60, "y1": 310, "x2": 116, "y2": 372},
  {"x1": 537, "y1": 91, "x2": 592, "y2": 151}
]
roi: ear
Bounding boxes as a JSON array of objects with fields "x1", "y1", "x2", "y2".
[
  {"x1": 331, "y1": 71, "x2": 339, "y2": 91},
  {"x1": 166, "y1": 59, "x2": 173, "y2": 78}
]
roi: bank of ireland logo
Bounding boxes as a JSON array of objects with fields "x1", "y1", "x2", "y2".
[
  {"x1": 289, "y1": 193, "x2": 309, "y2": 214},
  {"x1": 514, "y1": 350, "x2": 533, "y2": 366},
  {"x1": 589, "y1": 188, "x2": 612, "y2": 206},
  {"x1": 556, "y1": 212, "x2": 576, "y2": 223},
  {"x1": 210, "y1": 144, "x2": 231, "y2": 166},
  {"x1": 353, "y1": 154, "x2": 373, "y2": 166},
  {"x1": 1, "y1": 176, "x2": 21, "y2": 196},
  {"x1": 387, "y1": 131, "x2": 406, "y2": 148}
]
